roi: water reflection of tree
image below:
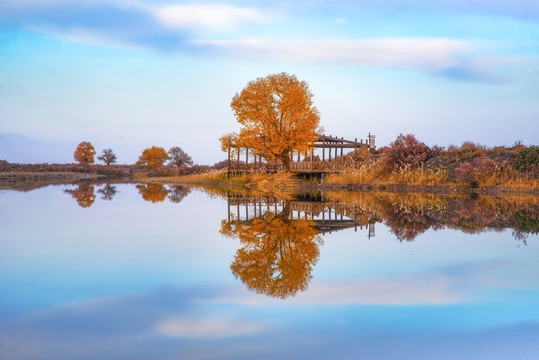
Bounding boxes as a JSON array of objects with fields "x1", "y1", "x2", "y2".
[
  {"x1": 381, "y1": 203, "x2": 441, "y2": 241},
  {"x1": 97, "y1": 183, "x2": 117, "y2": 201},
  {"x1": 136, "y1": 184, "x2": 169, "y2": 203},
  {"x1": 168, "y1": 185, "x2": 191, "y2": 203},
  {"x1": 221, "y1": 204, "x2": 322, "y2": 299},
  {"x1": 64, "y1": 183, "x2": 96, "y2": 208},
  {"x1": 324, "y1": 191, "x2": 539, "y2": 242}
]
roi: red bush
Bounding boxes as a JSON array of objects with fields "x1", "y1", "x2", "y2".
[
  {"x1": 455, "y1": 162, "x2": 478, "y2": 187},
  {"x1": 382, "y1": 134, "x2": 435, "y2": 171}
]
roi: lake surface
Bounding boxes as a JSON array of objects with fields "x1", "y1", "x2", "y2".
[{"x1": 1, "y1": 183, "x2": 538, "y2": 360}]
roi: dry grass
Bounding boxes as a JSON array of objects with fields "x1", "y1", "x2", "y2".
[
  {"x1": 326, "y1": 159, "x2": 537, "y2": 191},
  {"x1": 325, "y1": 161, "x2": 449, "y2": 186}
]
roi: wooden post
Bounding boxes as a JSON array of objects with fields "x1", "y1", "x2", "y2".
[
  {"x1": 341, "y1": 137, "x2": 344, "y2": 157},
  {"x1": 322, "y1": 137, "x2": 325, "y2": 161},
  {"x1": 227, "y1": 145, "x2": 231, "y2": 175}
]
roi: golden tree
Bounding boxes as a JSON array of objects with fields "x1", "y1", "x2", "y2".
[
  {"x1": 220, "y1": 203, "x2": 321, "y2": 299},
  {"x1": 136, "y1": 146, "x2": 169, "y2": 169},
  {"x1": 64, "y1": 184, "x2": 96, "y2": 208},
  {"x1": 74, "y1": 141, "x2": 96, "y2": 164},
  {"x1": 223, "y1": 72, "x2": 320, "y2": 171},
  {"x1": 136, "y1": 184, "x2": 169, "y2": 203}
]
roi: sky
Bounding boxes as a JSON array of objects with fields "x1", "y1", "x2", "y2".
[{"x1": 0, "y1": 0, "x2": 538, "y2": 164}]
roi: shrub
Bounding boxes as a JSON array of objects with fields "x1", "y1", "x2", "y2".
[
  {"x1": 475, "y1": 156, "x2": 497, "y2": 183},
  {"x1": 455, "y1": 162, "x2": 478, "y2": 187},
  {"x1": 382, "y1": 134, "x2": 434, "y2": 171},
  {"x1": 514, "y1": 146, "x2": 539, "y2": 171}
]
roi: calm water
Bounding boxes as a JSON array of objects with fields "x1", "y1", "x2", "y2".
[{"x1": 1, "y1": 183, "x2": 538, "y2": 360}]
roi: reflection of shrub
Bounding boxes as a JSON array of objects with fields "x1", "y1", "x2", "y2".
[
  {"x1": 455, "y1": 162, "x2": 477, "y2": 187},
  {"x1": 514, "y1": 210, "x2": 539, "y2": 235},
  {"x1": 514, "y1": 146, "x2": 539, "y2": 171}
]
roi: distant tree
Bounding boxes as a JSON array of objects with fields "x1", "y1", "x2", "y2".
[
  {"x1": 168, "y1": 147, "x2": 193, "y2": 168},
  {"x1": 97, "y1": 148, "x2": 117, "y2": 165},
  {"x1": 222, "y1": 72, "x2": 321, "y2": 171},
  {"x1": 74, "y1": 141, "x2": 96, "y2": 164},
  {"x1": 136, "y1": 146, "x2": 169, "y2": 169}
]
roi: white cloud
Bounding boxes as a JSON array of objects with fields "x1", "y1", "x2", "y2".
[
  {"x1": 153, "y1": 3, "x2": 267, "y2": 30},
  {"x1": 155, "y1": 316, "x2": 265, "y2": 338},
  {"x1": 200, "y1": 37, "x2": 472, "y2": 73}
]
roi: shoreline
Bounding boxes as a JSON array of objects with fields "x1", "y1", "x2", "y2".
[{"x1": 0, "y1": 171, "x2": 537, "y2": 196}]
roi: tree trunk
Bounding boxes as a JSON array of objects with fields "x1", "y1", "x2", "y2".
[{"x1": 280, "y1": 155, "x2": 291, "y2": 172}]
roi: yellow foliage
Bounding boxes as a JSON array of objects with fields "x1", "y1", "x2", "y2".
[
  {"x1": 136, "y1": 146, "x2": 169, "y2": 170},
  {"x1": 221, "y1": 208, "x2": 321, "y2": 299},
  {"x1": 228, "y1": 72, "x2": 321, "y2": 170},
  {"x1": 136, "y1": 183, "x2": 169, "y2": 203},
  {"x1": 73, "y1": 141, "x2": 96, "y2": 164}
]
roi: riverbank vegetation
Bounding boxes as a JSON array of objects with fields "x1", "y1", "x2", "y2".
[{"x1": 324, "y1": 135, "x2": 537, "y2": 191}]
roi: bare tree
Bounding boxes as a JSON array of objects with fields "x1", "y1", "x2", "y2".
[
  {"x1": 168, "y1": 147, "x2": 193, "y2": 168},
  {"x1": 97, "y1": 148, "x2": 117, "y2": 165}
]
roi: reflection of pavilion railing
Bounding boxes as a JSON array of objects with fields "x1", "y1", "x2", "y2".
[{"x1": 227, "y1": 196, "x2": 376, "y2": 237}]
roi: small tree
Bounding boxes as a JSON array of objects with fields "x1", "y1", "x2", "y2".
[
  {"x1": 97, "y1": 148, "x2": 117, "y2": 165},
  {"x1": 74, "y1": 141, "x2": 96, "y2": 164},
  {"x1": 168, "y1": 146, "x2": 193, "y2": 168},
  {"x1": 136, "y1": 146, "x2": 169, "y2": 169}
]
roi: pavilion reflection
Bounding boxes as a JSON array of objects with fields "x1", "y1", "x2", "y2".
[
  {"x1": 219, "y1": 191, "x2": 538, "y2": 299},
  {"x1": 220, "y1": 194, "x2": 379, "y2": 299}
]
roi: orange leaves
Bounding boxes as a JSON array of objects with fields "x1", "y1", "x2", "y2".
[
  {"x1": 136, "y1": 146, "x2": 169, "y2": 170},
  {"x1": 74, "y1": 141, "x2": 96, "y2": 164},
  {"x1": 221, "y1": 208, "x2": 321, "y2": 299},
  {"x1": 64, "y1": 184, "x2": 96, "y2": 208},
  {"x1": 228, "y1": 73, "x2": 320, "y2": 170},
  {"x1": 136, "y1": 184, "x2": 169, "y2": 203}
]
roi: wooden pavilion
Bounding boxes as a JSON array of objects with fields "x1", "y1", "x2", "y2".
[{"x1": 226, "y1": 133, "x2": 376, "y2": 175}]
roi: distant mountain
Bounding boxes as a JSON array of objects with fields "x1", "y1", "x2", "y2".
[{"x1": 0, "y1": 134, "x2": 77, "y2": 164}]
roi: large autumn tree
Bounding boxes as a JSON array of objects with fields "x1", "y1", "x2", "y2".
[
  {"x1": 136, "y1": 146, "x2": 169, "y2": 169},
  {"x1": 223, "y1": 72, "x2": 321, "y2": 171},
  {"x1": 74, "y1": 141, "x2": 96, "y2": 164}
]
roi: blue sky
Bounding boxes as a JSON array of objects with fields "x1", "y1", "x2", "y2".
[{"x1": 1, "y1": 0, "x2": 538, "y2": 164}]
